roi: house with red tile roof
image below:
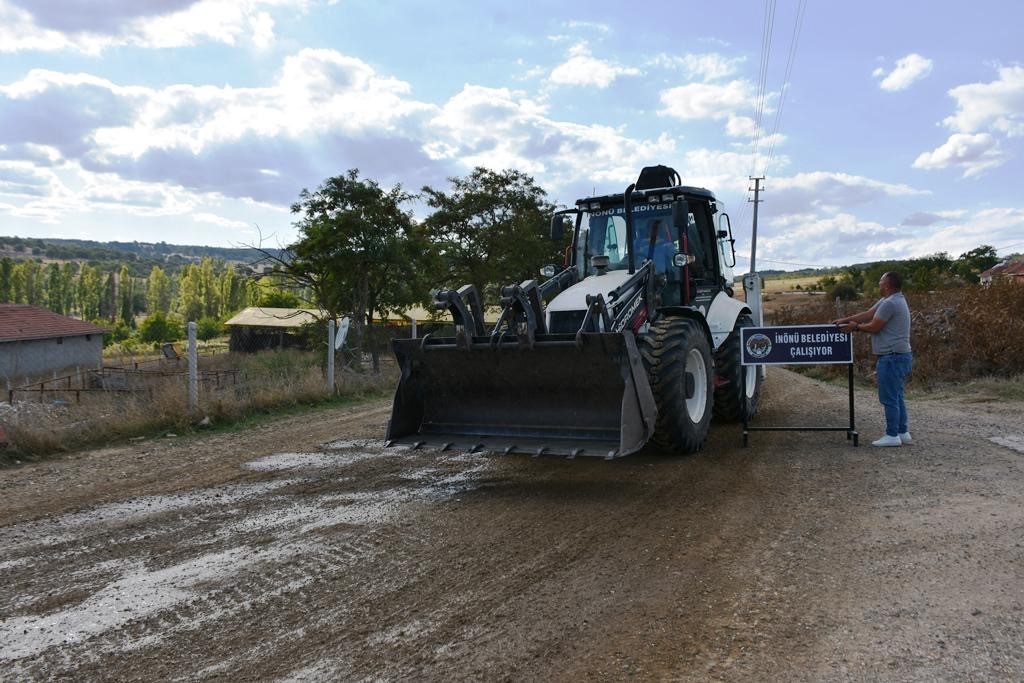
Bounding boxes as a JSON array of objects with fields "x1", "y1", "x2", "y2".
[
  {"x1": 979, "y1": 258, "x2": 1024, "y2": 285},
  {"x1": 0, "y1": 304, "x2": 108, "y2": 385}
]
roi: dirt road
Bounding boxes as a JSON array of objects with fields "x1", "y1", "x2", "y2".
[{"x1": 2, "y1": 370, "x2": 1022, "y2": 681}]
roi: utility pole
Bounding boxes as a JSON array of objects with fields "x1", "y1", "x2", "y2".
[{"x1": 748, "y1": 176, "x2": 764, "y2": 274}]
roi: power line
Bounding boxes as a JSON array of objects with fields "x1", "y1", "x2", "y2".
[
  {"x1": 750, "y1": 0, "x2": 778, "y2": 178},
  {"x1": 734, "y1": 254, "x2": 832, "y2": 269},
  {"x1": 762, "y1": 0, "x2": 807, "y2": 177}
]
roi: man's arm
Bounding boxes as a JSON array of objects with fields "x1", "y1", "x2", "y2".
[{"x1": 832, "y1": 302, "x2": 878, "y2": 327}]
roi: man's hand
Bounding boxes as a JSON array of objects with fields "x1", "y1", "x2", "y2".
[{"x1": 837, "y1": 321, "x2": 858, "y2": 333}]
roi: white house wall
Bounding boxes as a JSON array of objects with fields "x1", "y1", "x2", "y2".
[{"x1": 0, "y1": 335, "x2": 103, "y2": 385}]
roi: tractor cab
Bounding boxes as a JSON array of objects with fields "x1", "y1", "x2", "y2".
[{"x1": 567, "y1": 181, "x2": 735, "y2": 311}]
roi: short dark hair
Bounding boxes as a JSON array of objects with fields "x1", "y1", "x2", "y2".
[{"x1": 882, "y1": 271, "x2": 903, "y2": 290}]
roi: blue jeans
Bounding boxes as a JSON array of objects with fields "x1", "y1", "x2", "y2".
[{"x1": 877, "y1": 353, "x2": 913, "y2": 436}]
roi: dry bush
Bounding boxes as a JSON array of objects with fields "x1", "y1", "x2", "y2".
[
  {"x1": 2, "y1": 349, "x2": 396, "y2": 458},
  {"x1": 771, "y1": 282, "x2": 1024, "y2": 386}
]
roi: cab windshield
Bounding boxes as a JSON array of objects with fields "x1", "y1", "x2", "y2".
[{"x1": 582, "y1": 207, "x2": 678, "y2": 276}]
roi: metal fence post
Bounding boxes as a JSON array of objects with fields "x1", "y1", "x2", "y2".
[
  {"x1": 327, "y1": 319, "x2": 336, "y2": 395},
  {"x1": 188, "y1": 321, "x2": 198, "y2": 414}
]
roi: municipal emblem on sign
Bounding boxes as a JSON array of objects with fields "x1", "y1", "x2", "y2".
[{"x1": 745, "y1": 333, "x2": 772, "y2": 359}]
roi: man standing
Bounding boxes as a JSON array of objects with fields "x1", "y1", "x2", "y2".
[{"x1": 834, "y1": 272, "x2": 913, "y2": 447}]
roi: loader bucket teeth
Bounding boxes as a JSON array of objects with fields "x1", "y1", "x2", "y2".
[{"x1": 386, "y1": 332, "x2": 657, "y2": 458}]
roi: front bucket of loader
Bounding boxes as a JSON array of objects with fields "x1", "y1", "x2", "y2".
[{"x1": 386, "y1": 332, "x2": 657, "y2": 458}]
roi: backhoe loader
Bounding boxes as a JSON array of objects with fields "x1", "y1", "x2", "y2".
[{"x1": 387, "y1": 165, "x2": 762, "y2": 458}]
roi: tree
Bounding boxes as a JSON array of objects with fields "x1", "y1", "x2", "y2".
[
  {"x1": 258, "y1": 169, "x2": 436, "y2": 372},
  {"x1": 60, "y1": 262, "x2": 77, "y2": 316},
  {"x1": 258, "y1": 286, "x2": 301, "y2": 308},
  {"x1": 954, "y1": 245, "x2": 1000, "y2": 284},
  {"x1": 147, "y1": 265, "x2": 173, "y2": 315},
  {"x1": 46, "y1": 262, "x2": 63, "y2": 313},
  {"x1": 199, "y1": 257, "x2": 220, "y2": 318},
  {"x1": 119, "y1": 264, "x2": 135, "y2": 328},
  {"x1": 421, "y1": 167, "x2": 561, "y2": 303},
  {"x1": 0, "y1": 257, "x2": 12, "y2": 302},
  {"x1": 178, "y1": 263, "x2": 203, "y2": 322},
  {"x1": 138, "y1": 311, "x2": 184, "y2": 343},
  {"x1": 77, "y1": 265, "x2": 103, "y2": 320},
  {"x1": 100, "y1": 271, "x2": 117, "y2": 321}
]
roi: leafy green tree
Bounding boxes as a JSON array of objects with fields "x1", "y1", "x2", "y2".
[
  {"x1": 265, "y1": 169, "x2": 436, "y2": 372},
  {"x1": 196, "y1": 316, "x2": 223, "y2": 341},
  {"x1": 118, "y1": 264, "x2": 135, "y2": 328},
  {"x1": 199, "y1": 257, "x2": 220, "y2": 318},
  {"x1": 60, "y1": 262, "x2": 77, "y2": 315},
  {"x1": 100, "y1": 271, "x2": 117, "y2": 321},
  {"x1": 0, "y1": 257, "x2": 12, "y2": 302},
  {"x1": 138, "y1": 311, "x2": 184, "y2": 343},
  {"x1": 258, "y1": 287, "x2": 301, "y2": 308},
  {"x1": 953, "y1": 245, "x2": 1000, "y2": 283},
  {"x1": 46, "y1": 262, "x2": 63, "y2": 313},
  {"x1": 146, "y1": 265, "x2": 173, "y2": 315},
  {"x1": 77, "y1": 265, "x2": 103, "y2": 320},
  {"x1": 14, "y1": 260, "x2": 45, "y2": 306},
  {"x1": 178, "y1": 263, "x2": 203, "y2": 322},
  {"x1": 218, "y1": 266, "x2": 248, "y2": 316},
  {"x1": 421, "y1": 167, "x2": 561, "y2": 303}
]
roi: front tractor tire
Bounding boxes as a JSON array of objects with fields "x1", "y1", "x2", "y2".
[
  {"x1": 713, "y1": 314, "x2": 762, "y2": 422},
  {"x1": 640, "y1": 317, "x2": 714, "y2": 454}
]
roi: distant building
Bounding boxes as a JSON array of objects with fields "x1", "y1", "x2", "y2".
[
  {"x1": 0, "y1": 305, "x2": 108, "y2": 384},
  {"x1": 979, "y1": 258, "x2": 1024, "y2": 285}
]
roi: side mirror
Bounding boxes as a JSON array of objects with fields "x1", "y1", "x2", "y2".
[
  {"x1": 671, "y1": 199, "x2": 690, "y2": 229},
  {"x1": 550, "y1": 215, "x2": 567, "y2": 241},
  {"x1": 717, "y1": 212, "x2": 736, "y2": 268}
]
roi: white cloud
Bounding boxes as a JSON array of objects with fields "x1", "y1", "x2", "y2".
[
  {"x1": 941, "y1": 65, "x2": 1024, "y2": 137},
  {"x1": 651, "y1": 53, "x2": 744, "y2": 82},
  {"x1": 725, "y1": 114, "x2": 758, "y2": 138},
  {"x1": 0, "y1": 0, "x2": 299, "y2": 53},
  {"x1": 564, "y1": 20, "x2": 610, "y2": 34},
  {"x1": 659, "y1": 80, "x2": 758, "y2": 121},
  {"x1": 426, "y1": 84, "x2": 677, "y2": 188},
  {"x1": 548, "y1": 43, "x2": 640, "y2": 89},
  {"x1": 912, "y1": 132, "x2": 1006, "y2": 177},
  {"x1": 869, "y1": 207, "x2": 1024, "y2": 260},
  {"x1": 872, "y1": 53, "x2": 933, "y2": 91},
  {"x1": 193, "y1": 212, "x2": 250, "y2": 228},
  {"x1": 766, "y1": 171, "x2": 926, "y2": 218}
]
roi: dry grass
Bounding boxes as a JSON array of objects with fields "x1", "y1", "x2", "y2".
[
  {"x1": 2, "y1": 349, "x2": 396, "y2": 458},
  {"x1": 771, "y1": 282, "x2": 1024, "y2": 388}
]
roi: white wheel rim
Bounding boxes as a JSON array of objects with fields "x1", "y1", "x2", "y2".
[
  {"x1": 744, "y1": 363, "x2": 758, "y2": 399},
  {"x1": 685, "y1": 348, "x2": 708, "y2": 421}
]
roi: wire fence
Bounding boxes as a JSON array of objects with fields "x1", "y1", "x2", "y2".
[{"x1": 0, "y1": 320, "x2": 401, "y2": 454}]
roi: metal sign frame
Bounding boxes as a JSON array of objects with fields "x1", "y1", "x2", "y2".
[{"x1": 740, "y1": 324, "x2": 858, "y2": 447}]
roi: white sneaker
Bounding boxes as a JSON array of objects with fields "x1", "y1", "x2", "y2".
[
  {"x1": 899, "y1": 432, "x2": 912, "y2": 445},
  {"x1": 872, "y1": 435, "x2": 902, "y2": 447}
]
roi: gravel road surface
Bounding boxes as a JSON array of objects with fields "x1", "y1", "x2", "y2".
[{"x1": 1, "y1": 369, "x2": 1022, "y2": 681}]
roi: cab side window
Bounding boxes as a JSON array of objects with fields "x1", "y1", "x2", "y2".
[{"x1": 686, "y1": 204, "x2": 716, "y2": 281}]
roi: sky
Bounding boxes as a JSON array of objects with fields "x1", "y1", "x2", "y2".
[{"x1": 0, "y1": 0, "x2": 1022, "y2": 271}]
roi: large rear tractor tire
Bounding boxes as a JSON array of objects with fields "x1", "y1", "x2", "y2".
[
  {"x1": 640, "y1": 317, "x2": 714, "y2": 454},
  {"x1": 713, "y1": 313, "x2": 762, "y2": 422}
]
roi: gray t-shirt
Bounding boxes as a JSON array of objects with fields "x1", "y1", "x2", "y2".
[{"x1": 872, "y1": 292, "x2": 912, "y2": 355}]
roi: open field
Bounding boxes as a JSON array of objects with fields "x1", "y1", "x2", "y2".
[{"x1": 2, "y1": 370, "x2": 1022, "y2": 681}]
